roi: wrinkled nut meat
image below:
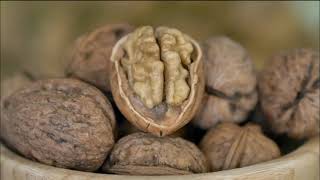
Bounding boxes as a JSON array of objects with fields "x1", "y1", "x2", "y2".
[
  {"x1": 66, "y1": 24, "x2": 134, "y2": 92},
  {"x1": 199, "y1": 123, "x2": 280, "y2": 171},
  {"x1": 259, "y1": 48, "x2": 319, "y2": 139},
  {"x1": 1, "y1": 78, "x2": 116, "y2": 171},
  {"x1": 193, "y1": 36, "x2": 257, "y2": 129},
  {"x1": 102, "y1": 132, "x2": 208, "y2": 175},
  {"x1": 110, "y1": 26, "x2": 204, "y2": 136}
]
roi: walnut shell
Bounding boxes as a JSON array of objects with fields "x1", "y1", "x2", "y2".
[
  {"x1": 199, "y1": 123, "x2": 280, "y2": 172},
  {"x1": 1, "y1": 78, "x2": 116, "y2": 171},
  {"x1": 66, "y1": 23, "x2": 134, "y2": 92},
  {"x1": 259, "y1": 48, "x2": 319, "y2": 139},
  {"x1": 102, "y1": 132, "x2": 208, "y2": 175},
  {"x1": 117, "y1": 120, "x2": 188, "y2": 139},
  {"x1": 110, "y1": 26, "x2": 204, "y2": 136},
  {"x1": 193, "y1": 36, "x2": 257, "y2": 129}
]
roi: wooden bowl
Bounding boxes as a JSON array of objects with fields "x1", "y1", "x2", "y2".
[{"x1": 1, "y1": 136, "x2": 319, "y2": 180}]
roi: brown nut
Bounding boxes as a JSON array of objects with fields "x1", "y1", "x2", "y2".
[
  {"x1": 193, "y1": 36, "x2": 258, "y2": 130},
  {"x1": 1, "y1": 78, "x2": 116, "y2": 171},
  {"x1": 66, "y1": 23, "x2": 134, "y2": 92},
  {"x1": 199, "y1": 123, "x2": 280, "y2": 172},
  {"x1": 259, "y1": 48, "x2": 319, "y2": 139},
  {"x1": 102, "y1": 132, "x2": 208, "y2": 175},
  {"x1": 110, "y1": 26, "x2": 204, "y2": 136}
]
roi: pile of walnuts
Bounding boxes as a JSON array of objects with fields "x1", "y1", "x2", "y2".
[{"x1": 1, "y1": 24, "x2": 319, "y2": 175}]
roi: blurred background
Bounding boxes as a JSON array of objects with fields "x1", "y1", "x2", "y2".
[{"x1": 1, "y1": 1, "x2": 319, "y2": 80}]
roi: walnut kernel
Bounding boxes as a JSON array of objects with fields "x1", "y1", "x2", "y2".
[{"x1": 110, "y1": 26, "x2": 204, "y2": 136}]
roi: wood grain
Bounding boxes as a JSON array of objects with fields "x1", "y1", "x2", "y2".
[{"x1": 1, "y1": 136, "x2": 319, "y2": 180}]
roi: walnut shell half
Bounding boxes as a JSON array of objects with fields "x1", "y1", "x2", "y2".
[
  {"x1": 110, "y1": 26, "x2": 204, "y2": 136},
  {"x1": 259, "y1": 48, "x2": 319, "y2": 139},
  {"x1": 102, "y1": 132, "x2": 208, "y2": 175},
  {"x1": 66, "y1": 23, "x2": 134, "y2": 93},
  {"x1": 1, "y1": 78, "x2": 116, "y2": 171},
  {"x1": 193, "y1": 36, "x2": 257, "y2": 130},
  {"x1": 199, "y1": 123, "x2": 280, "y2": 172}
]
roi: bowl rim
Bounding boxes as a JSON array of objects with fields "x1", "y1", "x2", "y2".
[{"x1": 1, "y1": 136, "x2": 319, "y2": 179}]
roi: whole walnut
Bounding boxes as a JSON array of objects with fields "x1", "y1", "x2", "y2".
[
  {"x1": 259, "y1": 48, "x2": 319, "y2": 139},
  {"x1": 199, "y1": 123, "x2": 280, "y2": 172},
  {"x1": 1, "y1": 78, "x2": 116, "y2": 171},
  {"x1": 193, "y1": 36, "x2": 257, "y2": 129},
  {"x1": 66, "y1": 23, "x2": 134, "y2": 92},
  {"x1": 102, "y1": 132, "x2": 208, "y2": 175},
  {"x1": 110, "y1": 26, "x2": 204, "y2": 136}
]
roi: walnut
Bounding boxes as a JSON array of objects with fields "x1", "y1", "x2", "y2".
[
  {"x1": 1, "y1": 78, "x2": 116, "y2": 171},
  {"x1": 199, "y1": 123, "x2": 280, "y2": 172},
  {"x1": 102, "y1": 132, "x2": 208, "y2": 175},
  {"x1": 259, "y1": 48, "x2": 319, "y2": 139},
  {"x1": 65, "y1": 23, "x2": 134, "y2": 92},
  {"x1": 193, "y1": 36, "x2": 257, "y2": 129},
  {"x1": 110, "y1": 26, "x2": 204, "y2": 136}
]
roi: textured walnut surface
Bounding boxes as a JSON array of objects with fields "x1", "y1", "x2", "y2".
[
  {"x1": 103, "y1": 132, "x2": 208, "y2": 175},
  {"x1": 66, "y1": 23, "x2": 134, "y2": 92},
  {"x1": 110, "y1": 26, "x2": 204, "y2": 136},
  {"x1": 1, "y1": 78, "x2": 116, "y2": 171},
  {"x1": 121, "y1": 26, "x2": 193, "y2": 108},
  {"x1": 193, "y1": 36, "x2": 257, "y2": 129},
  {"x1": 259, "y1": 48, "x2": 319, "y2": 139},
  {"x1": 199, "y1": 123, "x2": 280, "y2": 171}
]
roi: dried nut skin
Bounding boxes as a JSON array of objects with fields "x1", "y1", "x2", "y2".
[
  {"x1": 121, "y1": 26, "x2": 164, "y2": 108},
  {"x1": 66, "y1": 24, "x2": 134, "y2": 92},
  {"x1": 259, "y1": 48, "x2": 319, "y2": 139},
  {"x1": 121, "y1": 26, "x2": 192, "y2": 108},
  {"x1": 156, "y1": 27, "x2": 193, "y2": 106},
  {"x1": 193, "y1": 37, "x2": 257, "y2": 129},
  {"x1": 110, "y1": 26, "x2": 204, "y2": 136},
  {"x1": 199, "y1": 123, "x2": 280, "y2": 172},
  {"x1": 102, "y1": 132, "x2": 208, "y2": 175},
  {"x1": 1, "y1": 78, "x2": 116, "y2": 171}
]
